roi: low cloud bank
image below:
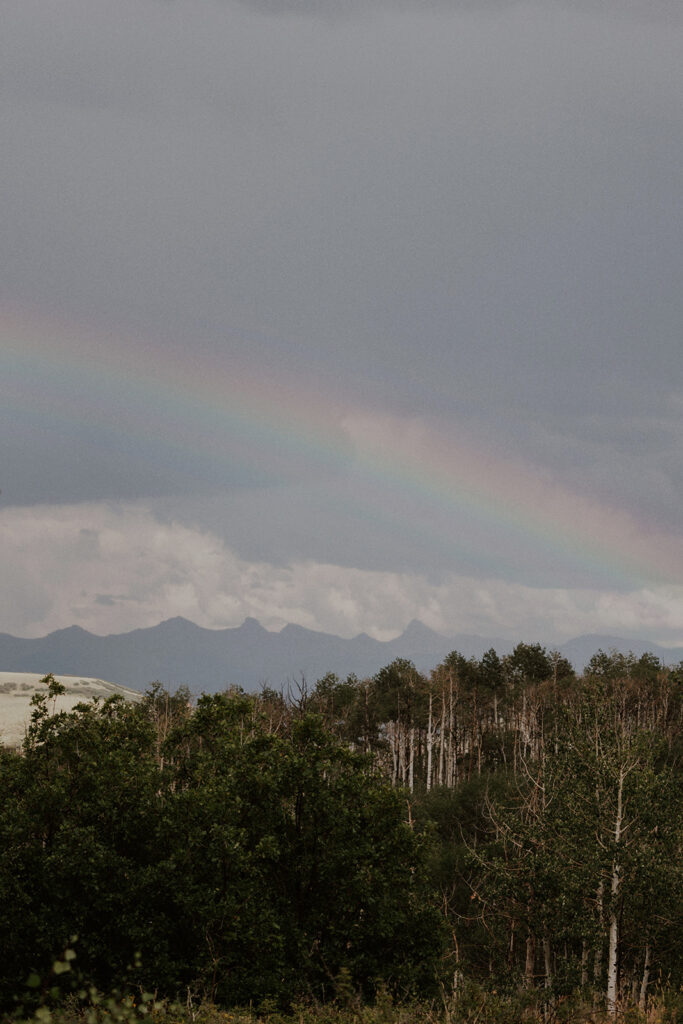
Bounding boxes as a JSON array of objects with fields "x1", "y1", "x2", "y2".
[{"x1": 1, "y1": 503, "x2": 682, "y2": 648}]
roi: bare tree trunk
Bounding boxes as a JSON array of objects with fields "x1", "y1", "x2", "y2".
[
  {"x1": 448, "y1": 673, "x2": 455, "y2": 787},
  {"x1": 398, "y1": 723, "x2": 406, "y2": 785},
  {"x1": 638, "y1": 942, "x2": 651, "y2": 1011},
  {"x1": 408, "y1": 725, "x2": 415, "y2": 793},
  {"x1": 390, "y1": 721, "x2": 398, "y2": 787},
  {"x1": 439, "y1": 687, "x2": 446, "y2": 786},
  {"x1": 543, "y1": 932, "x2": 552, "y2": 991},
  {"x1": 630, "y1": 970, "x2": 639, "y2": 1004},
  {"x1": 594, "y1": 879, "x2": 604, "y2": 1004},
  {"x1": 543, "y1": 930, "x2": 554, "y2": 1020},
  {"x1": 607, "y1": 768, "x2": 626, "y2": 1016},
  {"x1": 581, "y1": 939, "x2": 589, "y2": 987},
  {"x1": 426, "y1": 692, "x2": 433, "y2": 791},
  {"x1": 525, "y1": 933, "x2": 536, "y2": 989},
  {"x1": 469, "y1": 690, "x2": 477, "y2": 780}
]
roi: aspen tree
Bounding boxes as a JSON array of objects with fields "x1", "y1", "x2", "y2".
[{"x1": 426, "y1": 690, "x2": 433, "y2": 791}]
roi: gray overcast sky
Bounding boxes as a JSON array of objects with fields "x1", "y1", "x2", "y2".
[{"x1": 1, "y1": 0, "x2": 682, "y2": 645}]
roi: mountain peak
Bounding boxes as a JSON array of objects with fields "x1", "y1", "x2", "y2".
[
  {"x1": 279, "y1": 622, "x2": 316, "y2": 637},
  {"x1": 155, "y1": 616, "x2": 202, "y2": 631},
  {"x1": 399, "y1": 619, "x2": 444, "y2": 641},
  {"x1": 239, "y1": 617, "x2": 268, "y2": 633},
  {"x1": 47, "y1": 624, "x2": 92, "y2": 639}
]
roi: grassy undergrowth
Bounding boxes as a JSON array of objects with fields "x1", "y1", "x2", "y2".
[{"x1": 9, "y1": 988, "x2": 682, "y2": 1024}]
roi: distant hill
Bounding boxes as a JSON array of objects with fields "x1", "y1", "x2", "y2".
[
  {"x1": 0, "y1": 619, "x2": 681, "y2": 696},
  {"x1": 0, "y1": 671, "x2": 143, "y2": 749},
  {"x1": 558, "y1": 633, "x2": 683, "y2": 671}
]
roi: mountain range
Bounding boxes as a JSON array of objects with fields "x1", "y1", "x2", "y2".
[{"x1": 0, "y1": 618, "x2": 681, "y2": 695}]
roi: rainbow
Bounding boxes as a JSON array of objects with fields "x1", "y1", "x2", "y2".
[{"x1": 3, "y1": 307, "x2": 681, "y2": 587}]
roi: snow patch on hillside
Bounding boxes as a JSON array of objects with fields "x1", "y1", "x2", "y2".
[{"x1": 0, "y1": 672, "x2": 142, "y2": 749}]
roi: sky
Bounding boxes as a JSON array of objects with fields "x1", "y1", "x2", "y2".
[{"x1": 1, "y1": 0, "x2": 682, "y2": 647}]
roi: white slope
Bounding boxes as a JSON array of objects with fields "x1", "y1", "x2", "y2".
[{"x1": 0, "y1": 672, "x2": 143, "y2": 750}]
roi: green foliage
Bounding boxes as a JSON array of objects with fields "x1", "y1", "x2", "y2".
[
  {"x1": 2, "y1": 652, "x2": 680, "y2": 1020},
  {"x1": 0, "y1": 688, "x2": 444, "y2": 1015},
  {"x1": 504, "y1": 642, "x2": 552, "y2": 686},
  {"x1": 163, "y1": 702, "x2": 444, "y2": 1004},
  {"x1": 1, "y1": 683, "x2": 165, "y2": 1005}
]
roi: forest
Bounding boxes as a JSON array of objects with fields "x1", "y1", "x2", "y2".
[{"x1": 0, "y1": 644, "x2": 681, "y2": 1024}]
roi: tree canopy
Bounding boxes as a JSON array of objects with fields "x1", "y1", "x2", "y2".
[
  {"x1": 0, "y1": 679, "x2": 444, "y2": 1013},
  {"x1": 1, "y1": 646, "x2": 680, "y2": 1020}
]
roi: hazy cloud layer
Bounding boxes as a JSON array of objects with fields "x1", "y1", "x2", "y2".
[
  {"x1": 1, "y1": 504, "x2": 682, "y2": 647},
  {"x1": 232, "y1": 0, "x2": 682, "y2": 21},
  {"x1": 1, "y1": 0, "x2": 681, "y2": 641}
]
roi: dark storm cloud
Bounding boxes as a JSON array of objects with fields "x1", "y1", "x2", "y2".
[
  {"x1": 1, "y1": 0, "x2": 681, "y2": 581},
  {"x1": 231, "y1": 0, "x2": 678, "y2": 15},
  {"x1": 231, "y1": 0, "x2": 682, "y2": 24}
]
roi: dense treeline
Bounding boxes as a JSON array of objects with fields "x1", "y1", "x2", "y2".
[
  {"x1": 0, "y1": 679, "x2": 442, "y2": 1014},
  {"x1": 303, "y1": 645, "x2": 682, "y2": 1015},
  {"x1": 0, "y1": 644, "x2": 681, "y2": 1021}
]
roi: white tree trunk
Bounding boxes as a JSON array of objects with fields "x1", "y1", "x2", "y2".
[
  {"x1": 606, "y1": 768, "x2": 626, "y2": 1016},
  {"x1": 525, "y1": 933, "x2": 535, "y2": 989},
  {"x1": 390, "y1": 721, "x2": 398, "y2": 786},
  {"x1": 543, "y1": 931, "x2": 554, "y2": 1020},
  {"x1": 543, "y1": 934, "x2": 552, "y2": 987},
  {"x1": 426, "y1": 692, "x2": 433, "y2": 791},
  {"x1": 581, "y1": 940, "x2": 589, "y2": 988},
  {"x1": 398, "y1": 723, "x2": 406, "y2": 785},
  {"x1": 594, "y1": 878, "x2": 604, "y2": 1004},
  {"x1": 447, "y1": 673, "x2": 454, "y2": 786},
  {"x1": 439, "y1": 688, "x2": 446, "y2": 786},
  {"x1": 638, "y1": 942, "x2": 651, "y2": 1011}
]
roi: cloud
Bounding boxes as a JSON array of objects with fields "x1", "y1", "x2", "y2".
[
  {"x1": 1, "y1": 502, "x2": 682, "y2": 647},
  {"x1": 336, "y1": 408, "x2": 683, "y2": 586},
  {"x1": 231, "y1": 0, "x2": 681, "y2": 22},
  {"x1": 1, "y1": 0, "x2": 681, "y2": 638},
  {"x1": 230, "y1": 0, "x2": 507, "y2": 17}
]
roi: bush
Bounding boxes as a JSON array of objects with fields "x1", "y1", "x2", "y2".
[{"x1": 0, "y1": 687, "x2": 445, "y2": 1013}]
